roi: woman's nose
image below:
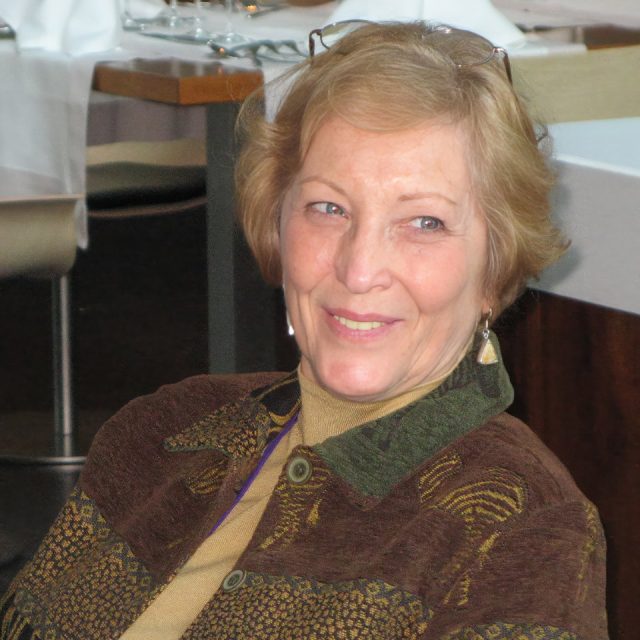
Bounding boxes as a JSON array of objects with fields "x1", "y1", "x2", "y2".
[{"x1": 334, "y1": 223, "x2": 393, "y2": 294}]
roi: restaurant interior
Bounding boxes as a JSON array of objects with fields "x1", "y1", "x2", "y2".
[{"x1": 0, "y1": 1, "x2": 638, "y2": 638}]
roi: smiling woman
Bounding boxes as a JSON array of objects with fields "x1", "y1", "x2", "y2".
[
  {"x1": 1, "y1": 21, "x2": 607, "y2": 640},
  {"x1": 279, "y1": 118, "x2": 487, "y2": 401}
]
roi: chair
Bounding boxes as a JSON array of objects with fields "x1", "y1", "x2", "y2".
[
  {"x1": 0, "y1": 168, "x2": 80, "y2": 464},
  {"x1": 0, "y1": 141, "x2": 206, "y2": 464},
  {"x1": 85, "y1": 139, "x2": 207, "y2": 219}
]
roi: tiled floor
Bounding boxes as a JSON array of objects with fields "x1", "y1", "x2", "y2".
[{"x1": 0, "y1": 208, "x2": 297, "y2": 591}]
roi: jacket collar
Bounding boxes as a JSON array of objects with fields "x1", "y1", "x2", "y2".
[
  {"x1": 164, "y1": 332, "x2": 512, "y2": 499},
  {"x1": 314, "y1": 332, "x2": 513, "y2": 498}
]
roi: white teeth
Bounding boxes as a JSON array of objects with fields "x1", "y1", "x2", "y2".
[{"x1": 334, "y1": 315, "x2": 384, "y2": 331}]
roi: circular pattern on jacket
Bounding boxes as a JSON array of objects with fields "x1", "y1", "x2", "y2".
[
  {"x1": 222, "y1": 569, "x2": 247, "y2": 593},
  {"x1": 287, "y1": 456, "x2": 312, "y2": 484}
]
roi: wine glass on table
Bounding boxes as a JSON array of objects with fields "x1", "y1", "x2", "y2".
[
  {"x1": 209, "y1": 0, "x2": 251, "y2": 46},
  {"x1": 158, "y1": 0, "x2": 188, "y2": 29},
  {"x1": 186, "y1": 0, "x2": 213, "y2": 41},
  {"x1": 121, "y1": 0, "x2": 159, "y2": 31}
]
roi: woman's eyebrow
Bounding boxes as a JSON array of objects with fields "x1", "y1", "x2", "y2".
[
  {"x1": 399, "y1": 191, "x2": 457, "y2": 206},
  {"x1": 297, "y1": 179, "x2": 458, "y2": 207},
  {"x1": 297, "y1": 175, "x2": 348, "y2": 197}
]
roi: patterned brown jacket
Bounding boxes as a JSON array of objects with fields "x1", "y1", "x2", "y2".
[{"x1": 1, "y1": 341, "x2": 608, "y2": 639}]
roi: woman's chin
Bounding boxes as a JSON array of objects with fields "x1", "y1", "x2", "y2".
[{"x1": 315, "y1": 364, "x2": 400, "y2": 403}]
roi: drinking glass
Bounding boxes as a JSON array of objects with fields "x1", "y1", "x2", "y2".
[
  {"x1": 187, "y1": 0, "x2": 211, "y2": 41},
  {"x1": 209, "y1": 0, "x2": 251, "y2": 45},
  {"x1": 121, "y1": 0, "x2": 158, "y2": 31},
  {"x1": 158, "y1": 0, "x2": 188, "y2": 29}
]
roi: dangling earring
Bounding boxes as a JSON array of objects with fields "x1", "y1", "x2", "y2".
[
  {"x1": 476, "y1": 308, "x2": 498, "y2": 365},
  {"x1": 286, "y1": 310, "x2": 295, "y2": 336},
  {"x1": 282, "y1": 283, "x2": 294, "y2": 336}
]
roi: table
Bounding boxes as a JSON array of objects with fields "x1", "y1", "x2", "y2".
[
  {"x1": 93, "y1": 57, "x2": 270, "y2": 374},
  {"x1": 83, "y1": 1, "x2": 340, "y2": 374},
  {"x1": 500, "y1": 45, "x2": 640, "y2": 640}
]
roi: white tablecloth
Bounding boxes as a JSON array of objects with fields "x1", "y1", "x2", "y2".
[
  {"x1": 0, "y1": 2, "x2": 338, "y2": 248},
  {"x1": 0, "y1": 43, "x2": 98, "y2": 247}
]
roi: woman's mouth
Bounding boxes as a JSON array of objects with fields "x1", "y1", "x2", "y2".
[
  {"x1": 333, "y1": 315, "x2": 385, "y2": 331},
  {"x1": 326, "y1": 309, "x2": 398, "y2": 338}
]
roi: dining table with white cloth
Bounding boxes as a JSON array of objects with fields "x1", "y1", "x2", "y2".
[{"x1": 0, "y1": 1, "x2": 340, "y2": 248}]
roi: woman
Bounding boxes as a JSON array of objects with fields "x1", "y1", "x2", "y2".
[{"x1": 1, "y1": 22, "x2": 607, "y2": 640}]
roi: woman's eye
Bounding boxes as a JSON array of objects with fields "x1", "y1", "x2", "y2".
[
  {"x1": 310, "y1": 202, "x2": 346, "y2": 217},
  {"x1": 410, "y1": 216, "x2": 444, "y2": 231}
]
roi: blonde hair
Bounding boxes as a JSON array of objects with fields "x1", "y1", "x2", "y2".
[{"x1": 236, "y1": 22, "x2": 567, "y2": 317}]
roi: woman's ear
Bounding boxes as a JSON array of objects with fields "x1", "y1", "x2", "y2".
[{"x1": 480, "y1": 288, "x2": 497, "y2": 321}]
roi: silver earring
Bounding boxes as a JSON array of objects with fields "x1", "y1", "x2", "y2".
[
  {"x1": 476, "y1": 308, "x2": 498, "y2": 365},
  {"x1": 282, "y1": 284, "x2": 294, "y2": 336},
  {"x1": 286, "y1": 310, "x2": 295, "y2": 336}
]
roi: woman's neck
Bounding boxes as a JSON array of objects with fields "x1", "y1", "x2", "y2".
[{"x1": 297, "y1": 367, "x2": 447, "y2": 447}]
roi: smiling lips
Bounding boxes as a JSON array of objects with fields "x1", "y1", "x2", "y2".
[
  {"x1": 334, "y1": 315, "x2": 385, "y2": 331},
  {"x1": 328, "y1": 309, "x2": 397, "y2": 335}
]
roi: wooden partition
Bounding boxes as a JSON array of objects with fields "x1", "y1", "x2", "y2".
[{"x1": 497, "y1": 290, "x2": 640, "y2": 640}]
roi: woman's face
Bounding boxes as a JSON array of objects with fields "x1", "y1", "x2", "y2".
[{"x1": 279, "y1": 116, "x2": 489, "y2": 402}]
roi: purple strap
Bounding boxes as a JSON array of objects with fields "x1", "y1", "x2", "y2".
[{"x1": 208, "y1": 411, "x2": 299, "y2": 535}]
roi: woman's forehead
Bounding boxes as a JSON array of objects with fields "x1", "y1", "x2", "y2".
[{"x1": 299, "y1": 116, "x2": 472, "y2": 182}]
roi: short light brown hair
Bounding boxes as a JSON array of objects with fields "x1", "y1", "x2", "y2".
[{"x1": 236, "y1": 21, "x2": 567, "y2": 317}]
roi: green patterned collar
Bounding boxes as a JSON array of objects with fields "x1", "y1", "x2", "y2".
[
  {"x1": 165, "y1": 332, "x2": 513, "y2": 498},
  {"x1": 313, "y1": 332, "x2": 513, "y2": 497}
]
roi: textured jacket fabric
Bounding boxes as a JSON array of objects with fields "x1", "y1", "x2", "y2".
[{"x1": 0, "y1": 341, "x2": 608, "y2": 639}]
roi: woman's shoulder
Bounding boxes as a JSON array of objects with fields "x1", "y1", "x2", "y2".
[
  {"x1": 91, "y1": 372, "x2": 283, "y2": 449},
  {"x1": 79, "y1": 372, "x2": 285, "y2": 496},
  {"x1": 453, "y1": 412, "x2": 591, "y2": 513},
  {"x1": 418, "y1": 413, "x2": 606, "y2": 600},
  {"x1": 418, "y1": 414, "x2": 607, "y2": 640}
]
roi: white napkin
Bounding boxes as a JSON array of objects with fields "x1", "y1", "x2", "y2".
[
  {"x1": 0, "y1": 0, "x2": 121, "y2": 54},
  {"x1": 329, "y1": 0, "x2": 526, "y2": 47}
]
